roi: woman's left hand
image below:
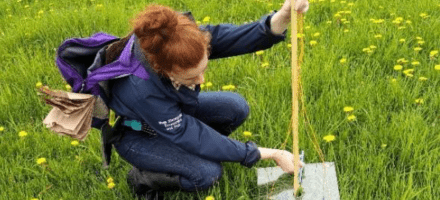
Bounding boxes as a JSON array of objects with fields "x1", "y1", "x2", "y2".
[{"x1": 280, "y1": 0, "x2": 310, "y2": 14}]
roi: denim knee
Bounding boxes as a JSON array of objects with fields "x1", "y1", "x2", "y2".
[
  {"x1": 229, "y1": 92, "x2": 250, "y2": 127},
  {"x1": 185, "y1": 163, "x2": 223, "y2": 192}
]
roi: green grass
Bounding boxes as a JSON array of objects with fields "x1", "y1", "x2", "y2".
[{"x1": 1, "y1": 0, "x2": 440, "y2": 199}]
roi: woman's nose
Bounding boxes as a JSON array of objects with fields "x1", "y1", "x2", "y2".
[{"x1": 198, "y1": 74, "x2": 205, "y2": 85}]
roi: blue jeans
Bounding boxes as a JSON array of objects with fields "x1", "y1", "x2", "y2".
[{"x1": 113, "y1": 92, "x2": 250, "y2": 192}]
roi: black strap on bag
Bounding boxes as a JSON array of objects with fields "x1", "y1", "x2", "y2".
[{"x1": 101, "y1": 116, "x2": 125, "y2": 169}]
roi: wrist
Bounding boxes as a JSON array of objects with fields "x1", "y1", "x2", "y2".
[
  {"x1": 258, "y1": 147, "x2": 280, "y2": 160},
  {"x1": 270, "y1": 10, "x2": 291, "y2": 35}
]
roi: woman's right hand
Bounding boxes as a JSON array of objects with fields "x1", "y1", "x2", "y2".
[{"x1": 272, "y1": 150, "x2": 304, "y2": 175}]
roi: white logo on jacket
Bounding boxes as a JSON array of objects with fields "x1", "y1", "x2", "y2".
[{"x1": 158, "y1": 114, "x2": 183, "y2": 131}]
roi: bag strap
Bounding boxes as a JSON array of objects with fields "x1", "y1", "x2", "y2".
[{"x1": 100, "y1": 33, "x2": 133, "y2": 169}]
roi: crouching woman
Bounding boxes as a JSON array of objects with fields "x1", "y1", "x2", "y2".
[{"x1": 108, "y1": 3, "x2": 306, "y2": 199}]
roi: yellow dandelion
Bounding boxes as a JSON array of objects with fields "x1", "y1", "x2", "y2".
[
  {"x1": 255, "y1": 50, "x2": 264, "y2": 56},
  {"x1": 374, "y1": 34, "x2": 382, "y2": 39},
  {"x1": 330, "y1": 0, "x2": 335, "y2": 2},
  {"x1": 398, "y1": 26, "x2": 406, "y2": 30},
  {"x1": 309, "y1": 40, "x2": 317, "y2": 46},
  {"x1": 415, "y1": 36, "x2": 422, "y2": 40},
  {"x1": 313, "y1": 32, "x2": 320, "y2": 37},
  {"x1": 394, "y1": 65, "x2": 403, "y2": 71},
  {"x1": 405, "y1": 20, "x2": 411, "y2": 24},
  {"x1": 0, "y1": 126, "x2": 4, "y2": 132},
  {"x1": 430, "y1": 50, "x2": 438, "y2": 57},
  {"x1": 381, "y1": 144, "x2": 387, "y2": 148},
  {"x1": 403, "y1": 69, "x2": 414, "y2": 74},
  {"x1": 340, "y1": 58, "x2": 347, "y2": 64},
  {"x1": 419, "y1": 13, "x2": 429, "y2": 19},
  {"x1": 24, "y1": 5, "x2": 29, "y2": 8},
  {"x1": 17, "y1": 0, "x2": 22, "y2": 2},
  {"x1": 107, "y1": 177, "x2": 114, "y2": 183},
  {"x1": 36, "y1": 82, "x2": 43, "y2": 88},
  {"x1": 411, "y1": 61, "x2": 420, "y2": 66},
  {"x1": 399, "y1": 39, "x2": 406, "y2": 43},
  {"x1": 395, "y1": 17, "x2": 403, "y2": 21},
  {"x1": 243, "y1": 131, "x2": 252, "y2": 137},
  {"x1": 340, "y1": 1, "x2": 346, "y2": 4},
  {"x1": 287, "y1": 44, "x2": 292, "y2": 48},
  {"x1": 200, "y1": 84, "x2": 205, "y2": 89},
  {"x1": 334, "y1": 13, "x2": 341, "y2": 18},
  {"x1": 205, "y1": 196, "x2": 215, "y2": 200},
  {"x1": 405, "y1": 73, "x2": 414, "y2": 77},
  {"x1": 305, "y1": 26, "x2": 310, "y2": 29},
  {"x1": 31, "y1": 198, "x2": 38, "y2": 200},
  {"x1": 343, "y1": 21, "x2": 350, "y2": 24},
  {"x1": 71, "y1": 140, "x2": 79, "y2": 146},
  {"x1": 370, "y1": 45, "x2": 377, "y2": 49},
  {"x1": 435, "y1": 65, "x2": 440, "y2": 70},
  {"x1": 222, "y1": 85, "x2": 235, "y2": 90},
  {"x1": 343, "y1": 29, "x2": 349, "y2": 33},
  {"x1": 203, "y1": 16, "x2": 210, "y2": 23},
  {"x1": 323, "y1": 134, "x2": 336, "y2": 143},
  {"x1": 414, "y1": 47, "x2": 422, "y2": 52},
  {"x1": 326, "y1": 21, "x2": 332, "y2": 24},
  {"x1": 373, "y1": 19, "x2": 384, "y2": 24},
  {"x1": 261, "y1": 62, "x2": 269, "y2": 68},
  {"x1": 418, "y1": 77, "x2": 427, "y2": 81},
  {"x1": 37, "y1": 157, "x2": 47, "y2": 165},
  {"x1": 65, "y1": 84, "x2": 71, "y2": 90},
  {"x1": 107, "y1": 182, "x2": 115, "y2": 189},
  {"x1": 392, "y1": 20, "x2": 401, "y2": 25},
  {"x1": 38, "y1": 10, "x2": 44, "y2": 15},
  {"x1": 347, "y1": 3, "x2": 354, "y2": 6},
  {"x1": 347, "y1": 114, "x2": 356, "y2": 122},
  {"x1": 391, "y1": 78, "x2": 397, "y2": 83},
  {"x1": 96, "y1": 4, "x2": 103, "y2": 8},
  {"x1": 415, "y1": 98, "x2": 424, "y2": 104},
  {"x1": 343, "y1": 106, "x2": 354, "y2": 112},
  {"x1": 417, "y1": 41, "x2": 425, "y2": 45},
  {"x1": 296, "y1": 33, "x2": 305, "y2": 38},
  {"x1": 206, "y1": 82, "x2": 213, "y2": 87},
  {"x1": 397, "y1": 58, "x2": 408, "y2": 64},
  {"x1": 19, "y1": 131, "x2": 28, "y2": 137},
  {"x1": 340, "y1": 18, "x2": 347, "y2": 22},
  {"x1": 362, "y1": 48, "x2": 371, "y2": 52}
]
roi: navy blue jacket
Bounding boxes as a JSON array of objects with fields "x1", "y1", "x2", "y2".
[{"x1": 108, "y1": 11, "x2": 287, "y2": 168}]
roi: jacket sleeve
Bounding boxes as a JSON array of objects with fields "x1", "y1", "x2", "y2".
[
  {"x1": 127, "y1": 82, "x2": 261, "y2": 168},
  {"x1": 199, "y1": 10, "x2": 287, "y2": 60}
]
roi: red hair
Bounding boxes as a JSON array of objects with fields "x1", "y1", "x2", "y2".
[{"x1": 129, "y1": 4, "x2": 212, "y2": 77}]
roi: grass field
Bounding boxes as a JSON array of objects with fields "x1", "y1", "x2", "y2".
[{"x1": 1, "y1": 0, "x2": 439, "y2": 199}]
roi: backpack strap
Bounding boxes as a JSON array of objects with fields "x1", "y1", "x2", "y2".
[{"x1": 100, "y1": 33, "x2": 133, "y2": 169}]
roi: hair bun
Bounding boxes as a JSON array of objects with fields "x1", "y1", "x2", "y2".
[
  {"x1": 132, "y1": 4, "x2": 178, "y2": 53},
  {"x1": 137, "y1": 5, "x2": 177, "y2": 36}
]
